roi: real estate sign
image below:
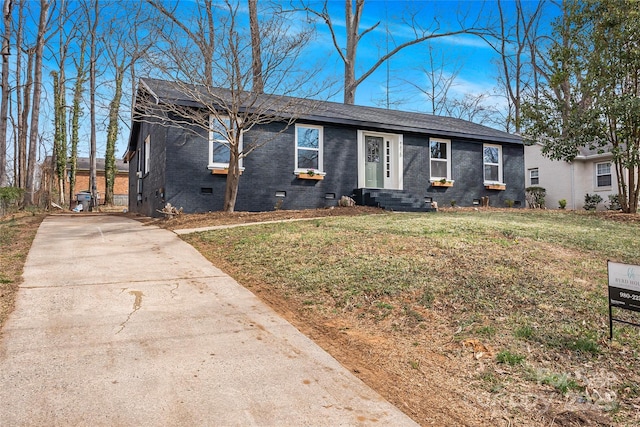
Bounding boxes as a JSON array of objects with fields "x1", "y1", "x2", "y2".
[{"x1": 608, "y1": 261, "x2": 640, "y2": 339}]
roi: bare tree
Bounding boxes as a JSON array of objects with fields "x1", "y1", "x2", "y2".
[
  {"x1": 0, "y1": 0, "x2": 12, "y2": 187},
  {"x1": 484, "y1": 0, "x2": 546, "y2": 133},
  {"x1": 24, "y1": 0, "x2": 50, "y2": 205},
  {"x1": 83, "y1": 0, "x2": 98, "y2": 209},
  {"x1": 142, "y1": 0, "x2": 324, "y2": 212},
  {"x1": 102, "y1": 1, "x2": 155, "y2": 205},
  {"x1": 300, "y1": 0, "x2": 488, "y2": 104},
  {"x1": 147, "y1": 0, "x2": 215, "y2": 85},
  {"x1": 68, "y1": 37, "x2": 86, "y2": 207}
]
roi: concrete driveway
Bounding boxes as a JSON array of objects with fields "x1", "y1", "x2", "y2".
[{"x1": 0, "y1": 215, "x2": 417, "y2": 426}]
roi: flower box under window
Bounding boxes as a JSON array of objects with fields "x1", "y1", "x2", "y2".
[
  {"x1": 485, "y1": 183, "x2": 506, "y2": 190},
  {"x1": 211, "y1": 168, "x2": 242, "y2": 176},
  {"x1": 431, "y1": 180, "x2": 454, "y2": 187},
  {"x1": 296, "y1": 172, "x2": 324, "y2": 180}
]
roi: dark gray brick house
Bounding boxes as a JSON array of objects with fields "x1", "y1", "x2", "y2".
[{"x1": 125, "y1": 78, "x2": 524, "y2": 216}]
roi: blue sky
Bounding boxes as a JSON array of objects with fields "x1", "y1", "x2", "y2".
[{"x1": 15, "y1": 0, "x2": 559, "y2": 160}]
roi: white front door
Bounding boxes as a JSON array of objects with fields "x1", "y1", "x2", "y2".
[{"x1": 358, "y1": 131, "x2": 403, "y2": 190}]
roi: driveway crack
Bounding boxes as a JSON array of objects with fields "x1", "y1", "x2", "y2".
[{"x1": 116, "y1": 289, "x2": 144, "y2": 334}]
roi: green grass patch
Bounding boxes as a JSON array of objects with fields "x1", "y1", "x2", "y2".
[{"x1": 496, "y1": 350, "x2": 525, "y2": 365}]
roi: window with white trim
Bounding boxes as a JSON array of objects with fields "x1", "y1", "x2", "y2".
[
  {"x1": 429, "y1": 138, "x2": 451, "y2": 181},
  {"x1": 295, "y1": 124, "x2": 323, "y2": 173},
  {"x1": 596, "y1": 162, "x2": 612, "y2": 187},
  {"x1": 483, "y1": 144, "x2": 503, "y2": 183},
  {"x1": 208, "y1": 115, "x2": 242, "y2": 170},
  {"x1": 144, "y1": 135, "x2": 150, "y2": 174},
  {"x1": 529, "y1": 168, "x2": 539, "y2": 185}
]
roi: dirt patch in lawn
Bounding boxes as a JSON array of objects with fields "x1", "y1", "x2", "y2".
[{"x1": 144, "y1": 205, "x2": 386, "y2": 230}]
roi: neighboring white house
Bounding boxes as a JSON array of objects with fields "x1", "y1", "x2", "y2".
[{"x1": 524, "y1": 143, "x2": 618, "y2": 210}]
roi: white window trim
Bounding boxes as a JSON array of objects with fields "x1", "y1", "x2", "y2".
[
  {"x1": 294, "y1": 124, "x2": 324, "y2": 175},
  {"x1": 429, "y1": 138, "x2": 452, "y2": 182},
  {"x1": 483, "y1": 143, "x2": 504, "y2": 185},
  {"x1": 208, "y1": 115, "x2": 244, "y2": 171},
  {"x1": 595, "y1": 161, "x2": 612, "y2": 188},
  {"x1": 144, "y1": 135, "x2": 150, "y2": 174},
  {"x1": 529, "y1": 168, "x2": 539, "y2": 185}
]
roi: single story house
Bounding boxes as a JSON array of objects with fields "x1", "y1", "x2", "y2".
[
  {"x1": 524, "y1": 142, "x2": 618, "y2": 210},
  {"x1": 125, "y1": 78, "x2": 524, "y2": 216}
]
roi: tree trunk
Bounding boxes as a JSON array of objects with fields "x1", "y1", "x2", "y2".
[
  {"x1": 104, "y1": 67, "x2": 124, "y2": 205},
  {"x1": 25, "y1": 0, "x2": 50, "y2": 206},
  {"x1": 343, "y1": 0, "x2": 360, "y2": 105},
  {"x1": 223, "y1": 140, "x2": 241, "y2": 212},
  {"x1": 88, "y1": 0, "x2": 98, "y2": 209},
  {"x1": 0, "y1": 0, "x2": 12, "y2": 187},
  {"x1": 69, "y1": 38, "x2": 86, "y2": 208},
  {"x1": 248, "y1": 0, "x2": 263, "y2": 93}
]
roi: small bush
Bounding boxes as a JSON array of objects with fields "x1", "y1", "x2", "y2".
[
  {"x1": 0, "y1": 187, "x2": 24, "y2": 216},
  {"x1": 583, "y1": 193, "x2": 603, "y2": 211},
  {"x1": 558, "y1": 199, "x2": 567, "y2": 210},
  {"x1": 607, "y1": 194, "x2": 622, "y2": 211},
  {"x1": 504, "y1": 199, "x2": 515, "y2": 208},
  {"x1": 525, "y1": 186, "x2": 546, "y2": 209}
]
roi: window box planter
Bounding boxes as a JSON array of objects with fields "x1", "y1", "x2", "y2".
[
  {"x1": 296, "y1": 172, "x2": 324, "y2": 180},
  {"x1": 211, "y1": 168, "x2": 242, "y2": 176},
  {"x1": 431, "y1": 180, "x2": 454, "y2": 187},
  {"x1": 485, "y1": 183, "x2": 506, "y2": 190}
]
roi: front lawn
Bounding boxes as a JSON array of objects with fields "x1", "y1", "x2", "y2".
[{"x1": 183, "y1": 209, "x2": 640, "y2": 426}]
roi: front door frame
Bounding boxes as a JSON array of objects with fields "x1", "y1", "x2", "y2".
[{"x1": 357, "y1": 130, "x2": 403, "y2": 190}]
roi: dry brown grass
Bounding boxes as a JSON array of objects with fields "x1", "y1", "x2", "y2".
[
  {"x1": 183, "y1": 209, "x2": 640, "y2": 426},
  {"x1": 0, "y1": 213, "x2": 45, "y2": 330}
]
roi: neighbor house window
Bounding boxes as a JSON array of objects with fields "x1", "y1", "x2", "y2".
[
  {"x1": 295, "y1": 124, "x2": 323, "y2": 172},
  {"x1": 209, "y1": 115, "x2": 242, "y2": 170},
  {"x1": 429, "y1": 138, "x2": 451, "y2": 181},
  {"x1": 596, "y1": 162, "x2": 612, "y2": 187},
  {"x1": 144, "y1": 135, "x2": 150, "y2": 174},
  {"x1": 529, "y1": 168, "x2": 539, "y2": 185},
  {"x1": 483, "y1": 144, "x2": 503, "y2": 183}
]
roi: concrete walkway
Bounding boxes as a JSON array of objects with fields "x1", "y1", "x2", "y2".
[{"x1": 0, "y1": 215, "x2": 417, "y2": 426}]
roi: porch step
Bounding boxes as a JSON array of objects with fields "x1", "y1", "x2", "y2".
[{"x1": 352, "y1": 189, "x2": 435, "y2": 212}]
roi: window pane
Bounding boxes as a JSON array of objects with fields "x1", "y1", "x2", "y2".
[
  {"x1": 297, "y1": 127, "x2": 319, "y2": 149},
  {"x1": 597, "y1": 163, "x2": 611, "y2": 175},
  {"x1": 298, "y1": 150, "x2": 318, "y2": 169},
  {"x1": 597, "y1": 174, "x2": 611, "y2": 187},
  {"x1": 431, "y1": 160, "x2": 447, "y2": 178},
  {"x1": 366, "y1": 136, "x2": 381, "y2": 163},
  {"x1": 484, "y1": 164, "x2": 499, "y2": 182},
  {"x1": 430, "y1": 141, "x2": 446, "y2": 160},
  {"x1": 484, "y1": 146, "x2": 499, "y2": 164},
  {"x1": 212, "y1": 142, "x2": 230, "y2": 163},
  {"x1": 212, "y1": 118, "x2": 230, "y2": 141}
]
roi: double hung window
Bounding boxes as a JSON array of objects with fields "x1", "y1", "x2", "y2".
[
  {"x1": 429, "y1": 138, "x2": 451, "y2": 181},
  {"x1": 483, "y1": 144, "x2": 503, "y2": 184},
  {"x1": 209, "y1": 115, "x2": 242, "y2": 170},
  {"x1": 596, "y1": 162, "x2": 612, "y2": 187},
  {"x1": 295, "y1": 124, "x2": 323, "y2": 173}
]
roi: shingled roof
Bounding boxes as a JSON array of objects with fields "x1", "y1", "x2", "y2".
[
  {"x1": 74, "y1": 157, "x2": 128, "y2": 173},
  {"x1": 136, "y1": 77, "x2": 522, "y2": 145}
]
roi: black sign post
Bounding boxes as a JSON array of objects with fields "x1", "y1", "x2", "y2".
[{"x1": 608, "y1": 261, "x2": 640, "y2": 340}]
